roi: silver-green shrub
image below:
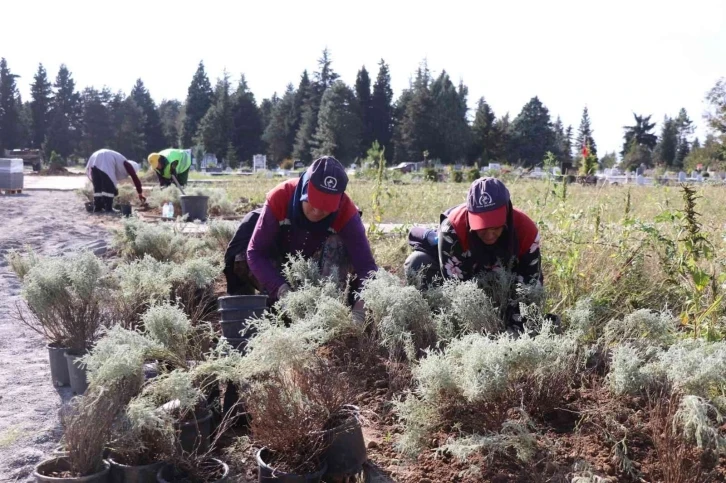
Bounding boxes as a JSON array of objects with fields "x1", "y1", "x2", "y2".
[
  {"x1": 438, "y1": 411, "x2": 538, "y2": 463},
  {"x1": 433, "y1": 279, "x2": 503, "y2": 341},
  {"x1": 602, "y1": 309, "x2": 677, "y2": 347},
  {"x1": 396, "y1": 322, "x2": 578, "y2": 454},
  {"x1": 21, "y1": 251, "x2": 108, "y2": 350},
  {"x1": 142, "y1": 303, "x2": 192, "y2": 361},
  {"x1": 673, "y1": 395, "x2": 726, "y2": 452},
  {"x1": 112, "y1": 218, "x2": 205, "y2": 263},
  {"x1": 4, "y1": 247, "x2": 41, "y2": 281},
  {"x1": 205, "y1": 219, "x2": 239, "y2": 252},
  {"x1": 360, "y1": 269, "x2": 436, "y2": 360}
]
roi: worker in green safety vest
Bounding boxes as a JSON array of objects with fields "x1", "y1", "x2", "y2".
[{"x1": 147, "y1": 148, "x2": 192, "y2": 187}]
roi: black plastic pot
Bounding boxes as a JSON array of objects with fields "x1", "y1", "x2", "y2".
[
  {"x1": 119, "y1": 204, "x2": 132, "y2": 217},
  {"x1": 180, "y1": 195, "x2": 209, "y2": 222},
  {"x1": 64, "y1": 351, "x2": 88, "y2": 395},
  {"x1": 219, "y1": 336, "x2": 250, "y2": 353},
  {"x1": 175, "y1": 409, "x2": 213, "y2": 454},
  {"x1": 320, "y1": 406, "x2": 367, "y2": 479},
  {"x1": 256, "y1": 448, "x2": 326, "y2": 483},
  {"x1": 217, "y1": 295, "x2": 268, "y2": 311},
  {"x1": 156, "y1": 458, "x2": 229, "y2": 483},
  {"x1": 34, "y1": 457, "x2": 110, "y2": 483},
  {"x1": 85, "y1": 202, "x2": 94, "y2": 213},
  {"x1": 143, "y1": 362, "x2": 159, "y2": 381},
  {"x1": 108, "y1": 456, "x2": 162, "y2": 483},
  {"x1": 48, "y1": 343, "x2": 70, "y2": 387}
]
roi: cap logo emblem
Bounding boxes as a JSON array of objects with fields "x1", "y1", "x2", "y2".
[
  {"x1": 323, "y1": 176, "x2": 338, "y2": 190},
  {"x1": 479, "y1": 191, "x2": 493, "y2": 207}
]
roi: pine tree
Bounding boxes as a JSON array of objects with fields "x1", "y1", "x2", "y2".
[
  {"x1": 109, "y1": 94, "x2": 146, "y2": 161},
  {"x1": 44, "y1": 64, "x2": 82, "y2": 159},
  {"x1": 315, "y1": 48, "x2": 339, "y2": 91},
  {"x1": 428, "y1": 71, "x2": 470, "y2": 164},
  {"x1": 509, "y1": 96, "x2": 555, "y2": 167},
  {"x1": 131, "y1": 79, "x2": 166, "y2": 153},
  {"x1": 622, "y1": 113, "x2": 657, "y2": 157},
  {"x1": 371, "y1": 59, "x2": 394, "y2": 162},
  {"x1": 263, "y1": 85, "x2": 296, "y2": 163},
  {"x1": 563, "y1": 125, "x2": 574, "y2": 164},
  {"x1": 16, "y1": 99, "x2": 32, "y2": 149},
  {"x1": 674, "y1": 108, "x2": 694, "y2": 167},
  {"x1": 653, "y1": 116, "x2": 678, "y2": 167},
  {"x1": 259, "y1": 94, "x2": 277, "y2": 150},
  {"x1": 312, "y1": 80, "x2": 363, "y2": 164},
  {"x1": 79, "y1": 87, "x2": 112, "y2": 157},
  {"x1": 0, "y1": 58, "x2": 21, "y2": 154},
  {"x1": 394, "y1": 62, "x2": 435, "y2": 164},
  {"x1": 293, "y1": 49, "x2": 340, "y2": 163},
  {"x1": 552, "y1": 116, "x2": 567, "y2": 162},
  {"x1": 29, "y1": 63, "x2": 52, "y2": 149},
  {"x1": 230, "y1": 74, "x2": 263, "y2": 164},
  {"x1": 355, "y1": 66, "x2": 374, "y2": 154},
  {"x1": 196, "y1": 72, "x2": 233, "y2": 159},
  {"x1": 181, "y1": 61, "x2": 213, "y2": 147},
  {"x1": 291, "y1": 70, "x2": 311, "y2": 145},
  {"x1": 489, "y1": 114, "x2": 513, "y2": 163},
  {"x1": 159, "y1": 99, "x2": 182, "y2": 147},
  {"x1": 575, "y1": 107, "x2": 597, "y2": 161},
  {"x1": 470, "y1": 97, "x2": 496, "y2": 163}
]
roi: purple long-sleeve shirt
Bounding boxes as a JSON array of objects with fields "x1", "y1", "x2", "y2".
[{"x1": 246, "y1": 203, "x2": 377, "y2": 298}]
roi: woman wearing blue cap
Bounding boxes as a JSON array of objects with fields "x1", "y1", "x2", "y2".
[
  {"x1": 405, "y1": 177, "x2": 542, "y2": 289},
  {"x1": 223, "y1": 156, "x2": 377, "y2": 323}
]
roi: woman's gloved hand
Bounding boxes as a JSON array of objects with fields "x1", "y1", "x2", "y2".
[{"x1": 276, "y1": 283, "x2": 292, "y2": 300}]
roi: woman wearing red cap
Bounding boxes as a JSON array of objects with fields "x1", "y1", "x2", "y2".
[
  {"x1": 405, "y1": 177, "x2": 541, "y2": 288},
  {"x1": 223, "y1": 157, "x2": 377, "y2": 322}
]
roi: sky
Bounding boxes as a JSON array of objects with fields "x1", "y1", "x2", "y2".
[{"x1": 4, "y1": 0, "x2": 725, "y2": 157}]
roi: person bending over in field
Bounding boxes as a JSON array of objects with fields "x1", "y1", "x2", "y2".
[
  {"x1": 223, "y1": 156, "x2": 377, "y2": 324},
  {"x1": 404, "y1": 177, "x2": 542, "y2": 290}
]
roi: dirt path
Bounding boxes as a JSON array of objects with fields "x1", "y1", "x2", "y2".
[{"x1": 0, "y1": 192, "x2": 110, "y2": 481}]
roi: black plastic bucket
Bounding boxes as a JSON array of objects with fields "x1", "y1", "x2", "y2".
[
  {"x1": 320, "y1": 406, "x2": 367, "y2": 479},
  {"x1": 34, "y1": 457, "x2": 109, "y2": 483},
  {"x1": 108, "y1": 455, "x2": 162, "y2": 483},
  {"x1": 217, "y1": 295, "x2": 268, "y2": 311},
  {"x1": 175, "y1": 409, "x2": 213, "y2": 454},
  {"x1": 256, "y1": 448, "x2": 326, "y2": 483},
  {"x1": 180, "y1": 195, "x2": 209, "y2": 222},
  {"x1": 48, "y1": 344, "x2": 70, "y2": 387},
  {"x1": 64, "y1": 351, "x2": 89, "y2": 395},
  {"x1": 157, "y1": 458, "x2": 229, "y2": 483}
]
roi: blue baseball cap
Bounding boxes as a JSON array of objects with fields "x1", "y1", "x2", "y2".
[
  {"x1": 306, "y1": 156, "x2": 348, "y2": 212},
  {"x1": 466, "y1": 177, "x2": 510, "y2": 230}
]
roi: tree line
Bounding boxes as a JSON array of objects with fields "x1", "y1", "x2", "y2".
[{"x1": 0, "y1": 51, "x2": 724, "y2": 171}]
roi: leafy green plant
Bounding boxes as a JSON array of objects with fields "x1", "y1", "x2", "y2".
[{"x1": 467, "y1": 167, "x2": 481, "y2": 182}]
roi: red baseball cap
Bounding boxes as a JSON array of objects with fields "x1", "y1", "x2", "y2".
[
  {"x1": 466, "y1": 177, "x2": 510, "y2": 230},
  {"x1": 305, "y1": 156, "x2": 348, "y2": 213}
]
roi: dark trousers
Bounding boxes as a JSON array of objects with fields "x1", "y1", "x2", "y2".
[
  {"x1": 91, "y1": 167, "x2": 117, "y2": 212},
  {"x1": 224, "y1": 210, "x2": 265, "y2": 296},
  {"x1": 404, "y1": 250, "x2": 441, "y2": 287}
]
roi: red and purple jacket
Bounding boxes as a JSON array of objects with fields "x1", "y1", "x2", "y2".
[
  {"x1": 246, "y1": 179, "x2": 378, "y2": 297},
  {"x1": 410, "y1": 203, "x2": 542, "y2": 285}
]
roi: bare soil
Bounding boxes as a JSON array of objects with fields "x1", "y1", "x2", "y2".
[{"x1": 0, "y1": 191, "x2": 110, "y2": 481}]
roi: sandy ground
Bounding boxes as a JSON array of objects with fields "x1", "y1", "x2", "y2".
[{"x1": 0, "y1": 191, "x2": 110, "y2": 481}]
